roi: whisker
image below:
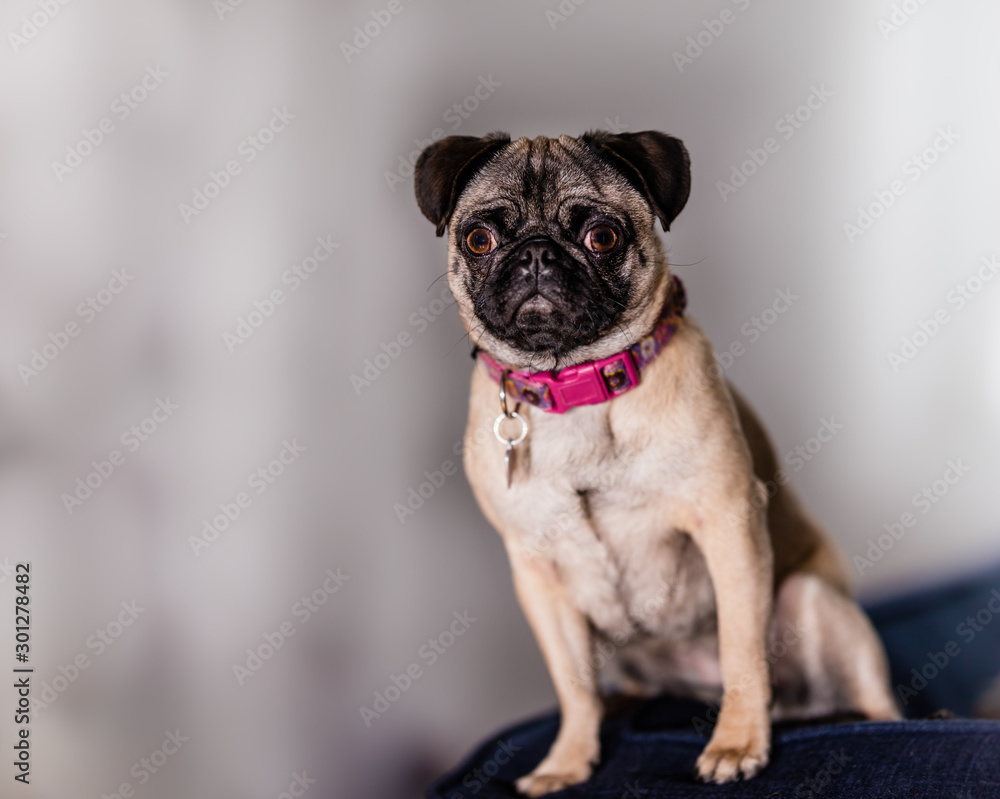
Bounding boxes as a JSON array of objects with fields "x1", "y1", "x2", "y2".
[
  {"x1": 426, "y1": 271, "x2": 450, "y2": 292},
  {"x1": 666, "y1": 257, "x2": 706, "y2": 268},
  {"x1": 616, "y1": 321, "x2": 634, "y2": 345},
  {"x1": 444, "y1": 330, "x2": 472, "y2": 359}
]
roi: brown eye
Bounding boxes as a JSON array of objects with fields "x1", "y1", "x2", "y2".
[
  {"x1": 466, "y1": 228, "x2": 496, "y2": 255},
  {"x1": 584, "y1": 225, "x2": 617, "y2": 253}
]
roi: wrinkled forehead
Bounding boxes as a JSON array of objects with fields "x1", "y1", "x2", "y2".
[{"x1": 453, "y1": 135, "x2": 653, "y2": 232}]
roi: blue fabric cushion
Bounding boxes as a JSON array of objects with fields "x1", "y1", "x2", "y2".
[
  {"x1": 867, "y1": 565, "x2": 1000, "y2": 718},
  {"x1": 427, "y1": 566, "x2": 1000, "y2": 797}
]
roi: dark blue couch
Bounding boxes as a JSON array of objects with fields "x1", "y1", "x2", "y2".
[{"x1": 428, "y1": 568, "x2": 1000, "y2": 797}]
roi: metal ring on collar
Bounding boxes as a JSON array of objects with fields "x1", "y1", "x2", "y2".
[{"x1": 493, "y1": 411, "x2": 528, "y2": 446}]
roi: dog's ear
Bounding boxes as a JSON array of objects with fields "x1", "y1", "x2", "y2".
[
  {"x1": 414, "y1": 133, "x2": 511, "y2": 236},
  {"x1": 582, "y1": 131, "x2": 691, "y2": 231}
]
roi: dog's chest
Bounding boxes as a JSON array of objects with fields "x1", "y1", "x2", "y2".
[{"x1": 519, "y1": 406, "x2": 717, "y2": 642}]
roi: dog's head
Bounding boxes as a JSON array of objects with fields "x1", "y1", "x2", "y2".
[{"x1": 414, "y1": 131, "x2": 690, "y2": 370}]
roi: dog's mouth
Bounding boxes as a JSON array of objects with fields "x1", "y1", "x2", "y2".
[
  {"x1": 514, "y1": 293, "x2": 557, "y2": 327},
  {"x1": 514, "y1": 298, "x2": 566, "y2": 349}
]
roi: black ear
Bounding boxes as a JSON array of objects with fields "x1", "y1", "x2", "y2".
[
  {"x1": 414, "y1": 133, "x2": 511, "y2": 236},
  {"x1": 582, "y1": 131, "x2": 691, "y2": 231}
]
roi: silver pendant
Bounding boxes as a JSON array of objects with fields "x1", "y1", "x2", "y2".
[
  {"x1": 493, "y1": 411, "x2": 528, "y2": 489},
  {"x1": 494, "y1": 371, "x2": 528, "y2": 489}
]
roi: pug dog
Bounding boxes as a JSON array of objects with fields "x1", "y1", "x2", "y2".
[{"x1": 413, "y1": 131, "x2": 899, "y2": 796}]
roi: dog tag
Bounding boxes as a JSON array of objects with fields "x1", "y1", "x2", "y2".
[{"x1": 493, "y1": 411, "x2": 528, "y2": 489}]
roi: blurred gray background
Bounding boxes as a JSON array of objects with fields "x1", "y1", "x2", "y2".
[{"x1": 1, "y1": 1, "x2": 998, "y2": 797}]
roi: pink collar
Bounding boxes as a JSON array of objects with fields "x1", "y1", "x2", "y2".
[{"x1": 478, "y1": 276, "x2": 686, "y2": 414}]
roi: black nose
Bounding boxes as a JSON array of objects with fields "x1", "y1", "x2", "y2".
[{"x1": 515, "y1": 239, "x2": 560, "y2": 278}]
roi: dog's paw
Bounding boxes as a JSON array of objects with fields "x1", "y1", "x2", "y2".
[
  {"x1": 515, "y1": 763, "x2": 592, "y2": 797},
  {"x1": 694, "y1": 740, "x2": 769, "y2": 784},
  {"x1": 515, "y1": 740, "x2": 596, "y2": 798},
  {"x1": 514, "y1": 721, "x2": 599, "y2": 795}
]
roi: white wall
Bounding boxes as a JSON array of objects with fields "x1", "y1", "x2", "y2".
[{"x1": 1, "y1": 1, "x2": 998, "y2": 796}]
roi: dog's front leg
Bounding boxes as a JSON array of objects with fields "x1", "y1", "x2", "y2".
[
  {"x1": 689, "y1": 486, "x2": 774, "y2": 783},
  {"x1": 505, "y1": 537, "x2": 603, "y2": 797}
]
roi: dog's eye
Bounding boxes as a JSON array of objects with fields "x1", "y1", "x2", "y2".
[
  {"x1": 584, "y1": 226, "x2": 617, "y2": 254},
  {"x1": 465, "y1": 228, "x2": 496, "y2": 255}
]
